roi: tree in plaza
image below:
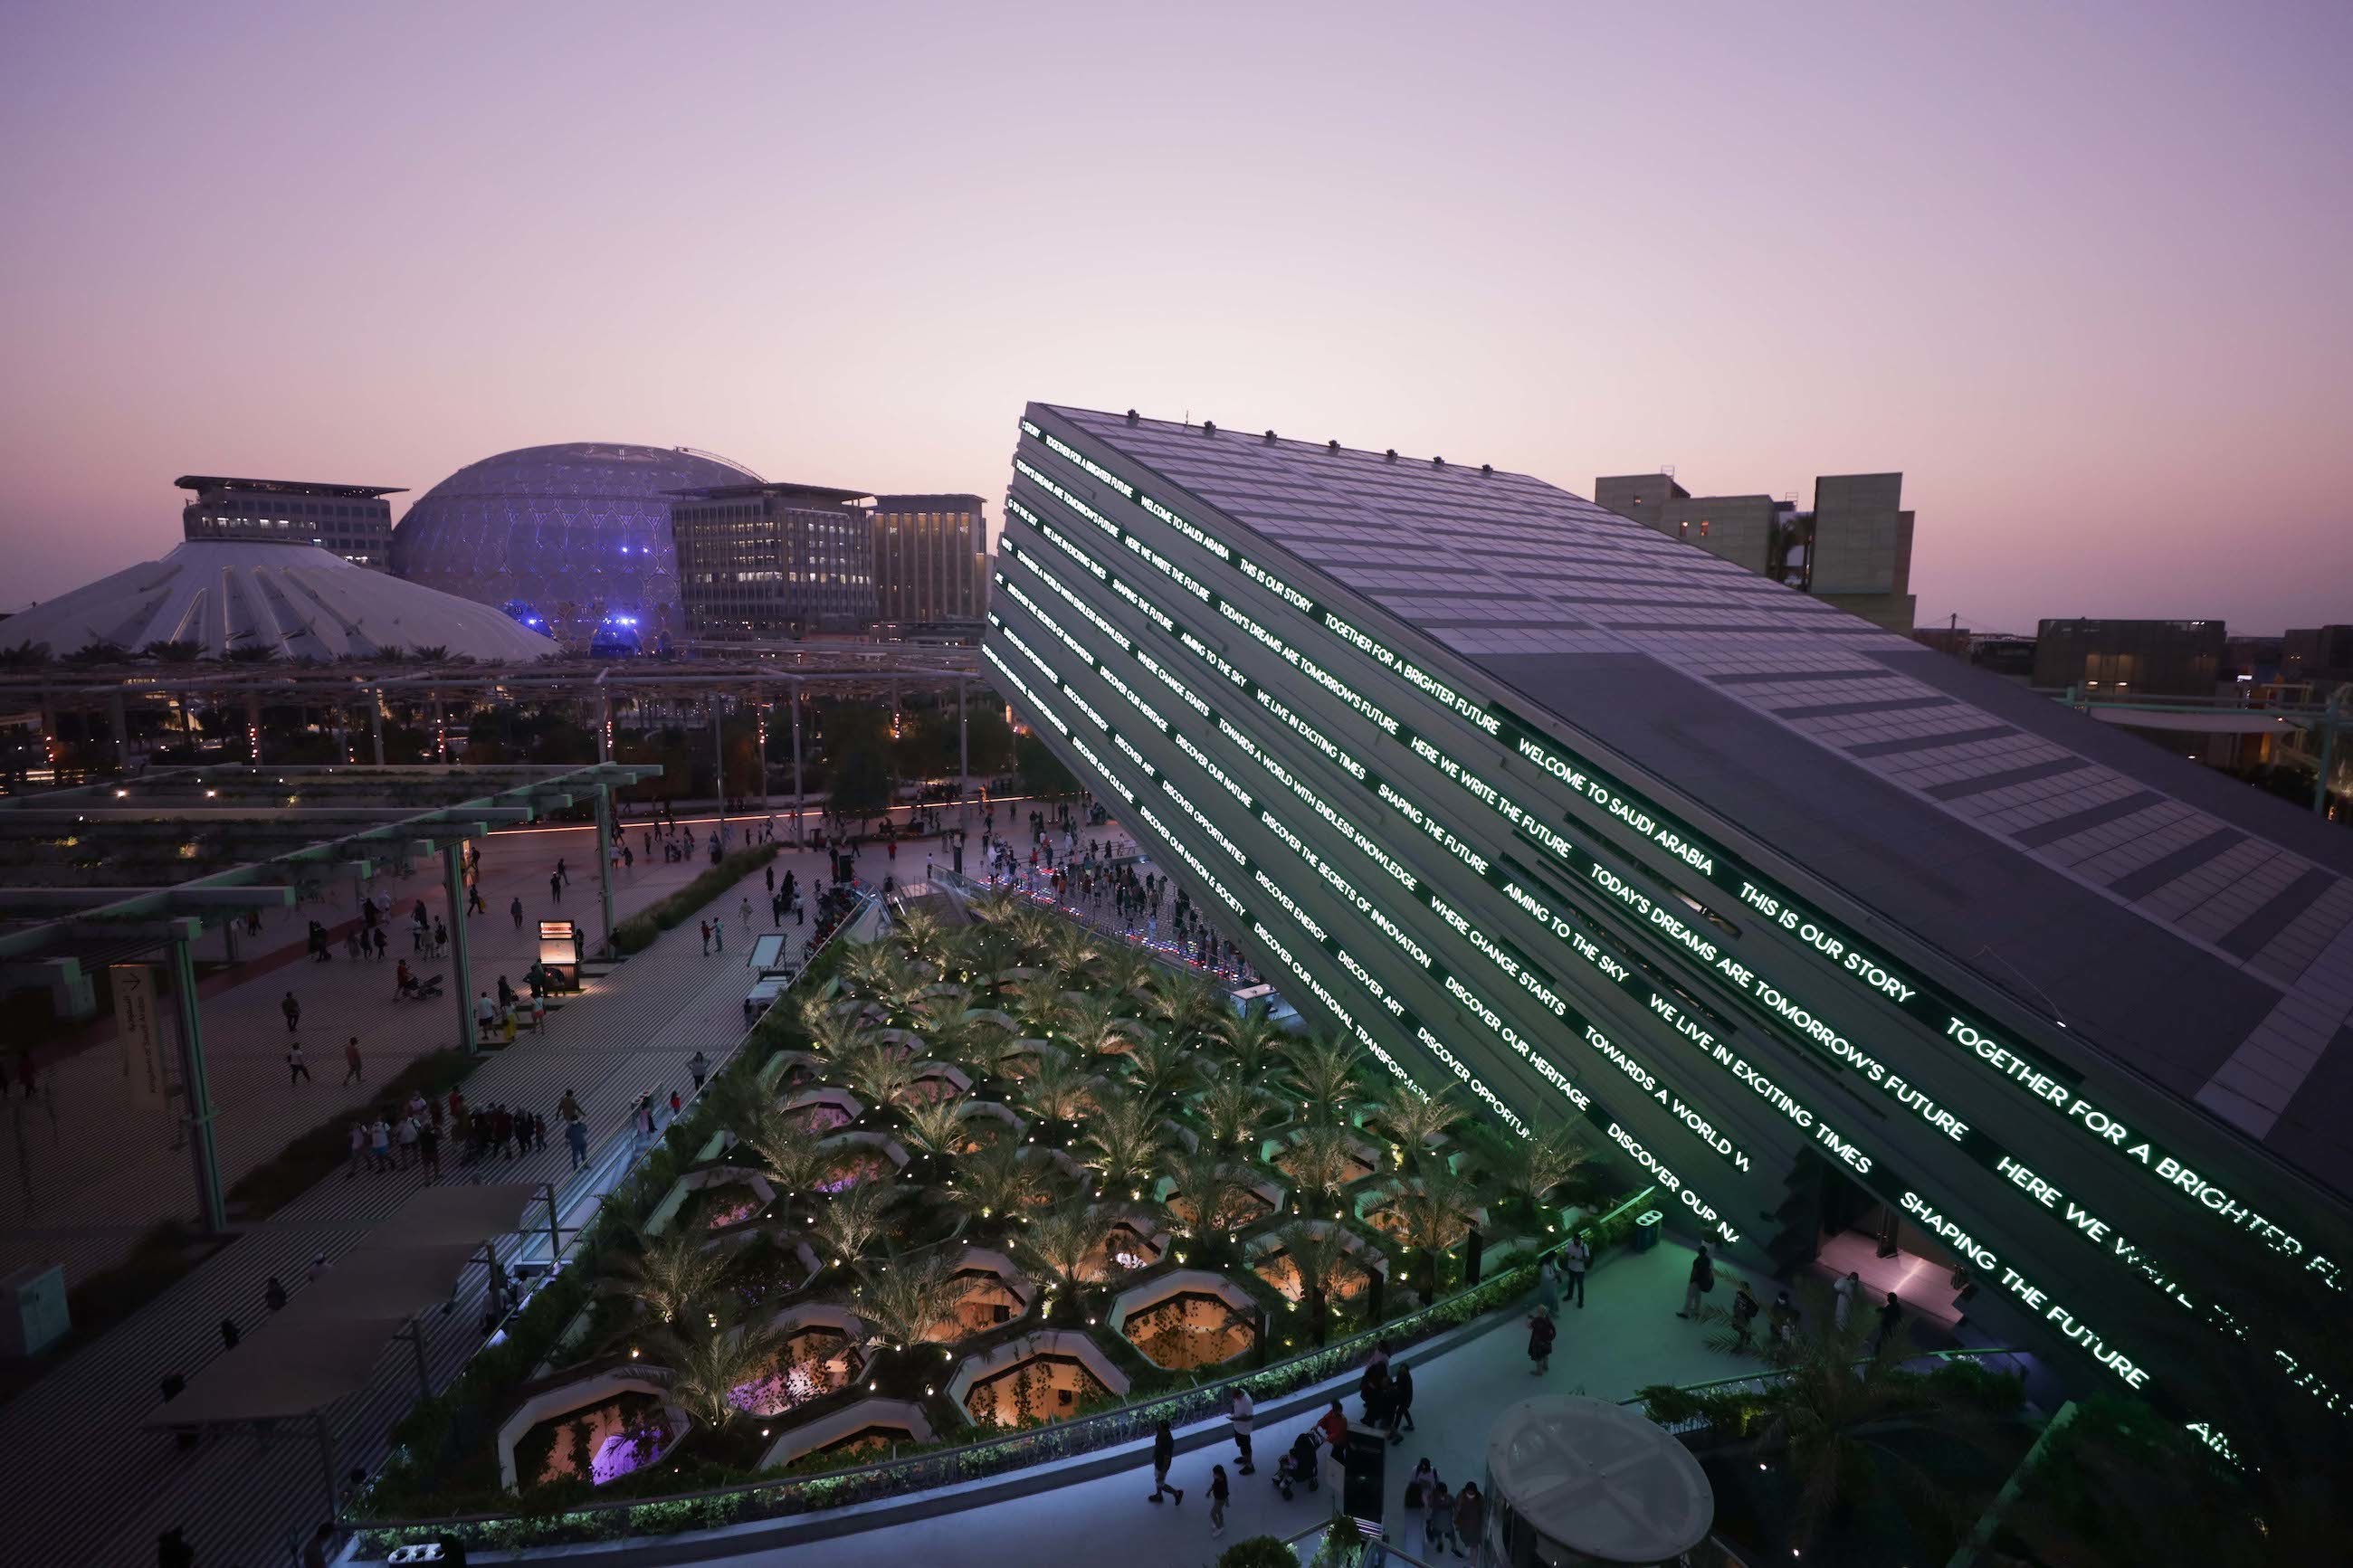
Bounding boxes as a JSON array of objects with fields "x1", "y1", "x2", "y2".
[
  {"x1": 1015, "y1": 1055, "x2": 1099, "y2": 1125},
  {"x1": 1148, "y1": 969, "x2": 1225, "y2": 1043},
  {"x1": 610, "y1": 1222, "x2": 738, "y2": 1326},
  {"x1": 948, "y1": 1133, "x2": 1052, "y2": 1219},
  {"x1": 1214, "y1": 1003, "x2": 1290, "y2": 1084},
  {"x1": 1012, "y1": 1200, "x2": 1111, "y2": 1317},
  {"x1": 1194, "y1": 1077, "x2": 1271, "y2": 1152},
  {"x1": 1269, "y1": 1221, "x2": 1366, "y2": 1345},
  {"x1": 1010, "y1": 974, "x2": 1072, "y2": 1041},
  {"x1": 1057, "y1": 993, "x2": 1139, "y2": 1063},
  {"x1": 1079, "y1": 1095, "x2": 1170, "y2": 1198},
  {"x1": 1043, "y1": 922, "x2": 1100, "y2": 984},
  {"x1": 809, "y1": 1177, "x2": 901, "y2": 1268},
  {"x1": 1283, "y1": 1124, "x2": 1365, "y2": 1213},
  {"x1": 1484, "y1": 1120, "x2": 1600, "y2": 1231},
  {"x1": 1280, "y1": 1034, "x2": 1368, "y2": 1126},
  {"x1": 1371, "y1": 1167, "x2": 1481, "y2": 1297},
  {"x1": 900, "y1": 1094, "x2": 982, "y2": 1161},
  {"x1": 837, "y1": 1041, "x2": 921, "y2": 1110},
  {"x1": 822, "y1": 702, "x2": 898, "y2": 818},
  {"x1": 742, "y1": 1106, "x2": 833, "y2": 1197},
  {"x1": 1165, "y1": 1148, "x2": 1258, "y2": 1234},
  {"x1": 1015, "y1": 731, "x2": 1078, "y2": 796},
  {"x1": 1119, "y1": 1031, "x2": 1202, "y2": 1105},
  {"x1": 1374, "y1": 1087, "x2": 1466, "y2": 1174},
  {"x1": 851, "y1": 1248, "x2": 964, "y2": 1351},
  {"x1": 646, "y1": 1309, "x2": 789, "y2": 1432}
]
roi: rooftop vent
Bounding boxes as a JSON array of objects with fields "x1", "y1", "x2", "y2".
[
  {"x1": 1432, "y1": 456, "x2": 1445, "y2": 468},
  {"x1": 1125, "y1": 409, "x2": 1139, "y2": 425},
  {"x1": 1262, "y1": 430, "x2": 1277, "y2": 445},
  {"x1": 1385, "y1": 449, "x2": 1397, "y2": 463},
  {"x1": 1203, "y1": 421, "x2": 1217, "y2": 437},
  {"x1": 1327, "y1": 440, "x2": 1340, "y2": 455},
  {"x1": 1481, "y1": 463, "x2": 1493, "y2": 476}
]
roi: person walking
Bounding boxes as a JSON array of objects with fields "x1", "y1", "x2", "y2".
[
  {"x1": 342, "y1": 1036, "x2": 365, "y2": 1085},
  {"x1": 1563, "y1": 1232, "x2": 1591, "y2": 1308},
  {"x1": 281, "y1": 990, "x2": 301, "y2": 1033},
  {"x1": 418, "y1": 1116, "x2": 441, "y2": 1178},
  {"x1": 1389, "y1": 1361, "x2": 1416, "y2": 1440},
  {"x1": 1873, "y1": 1290, "x2": 1904, "y2": 1354},
  {"x1": 1729, "y1": 1280, "x2": 1762, "y2": 1352},
  {"x1": 1536, "y1": 1254, "x2": 1562, "y2": 1318},
  {"x1": 1229, "y1": 1386, "x2": 1254, "y2": 1473},
  {"x1": 287, "y1": 1041, "x2": 310, "y2": 1087},
  {"x1": 1678, "y1": 1241, "x2": 1715, "y2": 1318},
  {"x1": 433, "y1": 916, "x2": 449, "y2": 954},
  {"x1": 710, "y1": 915, "x2": 724, "y2": 953},
  {"x1": 689, "y1": 1050, "x2": 710, "y2": 1092},
  {"x1": 566, "y1": 1115, "x2": 588, "y2": 1171},
  {"x1": 1426, "y1": 1475, "x2": 1456, "y2": 1556},
  {"x1": 1527, "y1": 1306, "x2": 1557, "y2": 1374},
  {"x1": 1451, "y1": 1480, "x2": 1484, "y2": 1560},
  {"x1": 700, "y1": 919, "x2": 712, "y2": 955},
  {"x1": 397, "y1": 1112, "x2": 419, "y2": 1169},
  {"x1": 549, "y1": 870, "x2": 563, "y2": 905},
  {"x1": 1148, "y1": 1418, "x2": 1184, "y2": 1504},
  {"x1": 369, "y1": 1116, "x2": 392, "y2": 1173},
  {"x1": 474, "y1": 991, "x2": 495, "y2": 1039},
  {"x1": 1834, "y1": 1269, "x2": 1860, "y2": 1331},
  {"x1": 510, "y1": 895, "x2": 525, "y2": 930}
]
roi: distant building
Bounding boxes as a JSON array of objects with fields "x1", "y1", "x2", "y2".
[
  {"x1": 668, "y1": 481, "x2": 876, "y2": 637},
  {"x1": 2223, "y1": 634, "x2": 2284, "y2": 686},
  {"x1": 176, "y1": 475, "x2": 402, "y2": 570},
  {"x1": 2282, "y1": 626, "x2": 2353, "y2": 697},
  {"x1": 2033, "y1": 618, "x2": 2224, "y2": 697},
  {"x1": 871, "y1": 494, "x2": 988, "y2": 625},
  {"x1": 1593, "y1": 470, "x2": 1916, "y2": 632}
]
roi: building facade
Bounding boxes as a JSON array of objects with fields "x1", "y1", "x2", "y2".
[
  {"x1": 668, "y1": 482, "x2": 876, "y2": 637},
  {"x1": 2282, "y1": 625, "x2": 2353, "y2": 697},
  {"x1": 872, "y1": 494, "x2": 989, "y2": 627},
  {"x1": 176, "y1": 476, "x2": 401, "y2": 569},
  {"x1": 1595, "y1": 470, "x2": 1917, "y2": 632},
  {"x1": 985, "y1": 402, "x2": 2353, "y2": 1430},
  {"x1": 2033, "y1": 619, "x2": 2225, "y2": 697}
]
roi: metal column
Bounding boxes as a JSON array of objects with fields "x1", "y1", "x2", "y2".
[
  {"x1": 444, "y1": 842, "x2": 478, "y2": 1055},
  {"x1": 711, "y1": 697, "x2": 728, "y2": 847},
  {"x1": 369, "y1": 688, "x2": 385, "y2": 766},
  {"x1": 2318, "y1": 689, "x2": 2345, "y2": 818},
  {"x1": 594, "y1": 782, "x2": 616, "y2": 958},
  {"x1": 246, "y1": 693, "x2": 263, "y2": 765},
  {"x1": 598, "y1": 685, "x2": 614, "y2": 764},
  {"x1": 957, "y1": 676, "x2": 969, "y2": 810},
  {"x1": 169, "y1": 935, "x2": 228, "y2": 1233},
  {"x1": 790, "y1": 678, "x2": 806, "y2": 846},
  {"x1": 757, "y1": 697, "x2": 770, "y2": 815},
  {"x1": 109, "y1": 691, "x2": 129, "y2": 774}
]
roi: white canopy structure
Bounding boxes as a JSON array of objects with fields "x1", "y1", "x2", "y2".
[
  {"x1": 2, "y1": 539, "x2": 559, "y2": 661},
  {"x1": 1485, "y1": 1395, "x2": 1714, "y2": 1565}
]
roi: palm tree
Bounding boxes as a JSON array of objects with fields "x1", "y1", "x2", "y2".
[
  {"x1": 1148, "y1": 969, "x2": 1224, "y2": 1041},
  {"x1": 1281, "y1": 1034, "x2": 1367, "y2": 1126},
  {"x1": 949, "y1": 1135, "x2": 1051, "y2": 1219},
  {"x1": 1058, "y1": 993, "x2": 1138, "y2": 1061},
  {"x1": 646, "y1": 1312, "x2": 789, "y2": 1431},
  {"x1": 1373, "y1": 1167, "x2": 1481, "y2": 1297},
  {"x1": 1011, "y1": 1201, "x2": 1110, "y2": 1317},
  {"x1": 870, "y1": 955, "x2": 932, "y2": 1023},
  {"x1": 804, "y1": 1006, "x2": 878, "y2": 1059},
  {"x1": 1269, "y1": 1220, "x2": 1366, "y2": 1345},
  {"x1": 1488, "y1": 1121, "x2": 1597, "y2": 1230},
  {"x1": 141, "y1": 639, "x2": 204, "y2": 663},
  {"x1": 810, "y1": 1177, "x2": 900, "y2": 1267},
  {"x1": 1043, "y1": 922, "x2": 1100, "y2": 982},
  {"x1": 838, "y1": 939, "x2": 901, "y2": 997},
  {"x1": 1015, "y1": 1056, "x2": 1098, "y2": 1124},
  {"x1": 852, "y1": 1248, "x2": 965, "y2": 1350},
  {"x1": 837, "y1": 1041, "x2": 920, "y2": 1108},
  {"x1": 900, "y1": 1093, "x2": 981, "y2": 1160},
  {"x1": 1079, "y1": 1097, "x2": 1169, "y2": 1197},
  {"x1": 892, "y1": 906, "x2": 946, "y2": 965},
  {"x1": 1215, "y1": 1003, "x2": 1290, "y2": 1082},
  {"x1": 1165, "y1": 1148, "x2": 1258, "y2": 1233},
  {"x1": 1010, "y1": 974, "x2": 1071, "y2": 1040},
  {"x1": 1119, "y1": 1031, "x2": 1201, "y2": 1104},
  {"x1": 1376, "y1": 1088, "x2": 1465, "y2": 1174},
  {"x1": 742, "y1": 1106, "x2": 833, "y2": 1196},
  {"x1": 610, "y1": 1223, "x2": 737, "y2": 1326},
  {"x1": 1194, "y1": 1077, "x2": 1271, "y2": 1152},
  {"x1": 1283, "y1": 1124, "x2": 1366, "y2": 1212},
  {"x1": 1093, "y1": 946, "x2": 1157, "y2": 1009}
]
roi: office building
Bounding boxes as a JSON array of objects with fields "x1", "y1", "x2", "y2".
[
  {"x1": 872, "y1": 494, "x2": 989, "y2": 626},
  {"x1": 1595, "y1": 470, "x2": 1917, "y2": 632},
  {"x1": 985, "y1": 402, "x2": 2353, "y2": 1425},
  {"x1": 2033, "y1": 619, "x2": 2225, "y2": 697},
  {"x1": 2283, "y1": 626, "x2": 2353, "y2": 697},
  {"x1": 176, "y1": 475, "x2": 400, "y2": 570},
  {"x1": 668, "y1": 481, "x2": 876, "y2": 638},
  {"x1": 392, "y1": 442, "x2": 760, "y2": 647}
]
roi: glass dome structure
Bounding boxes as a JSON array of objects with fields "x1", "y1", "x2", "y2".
[{"x1": 392, "y1": 443, "x2": 760, "y2": 647}]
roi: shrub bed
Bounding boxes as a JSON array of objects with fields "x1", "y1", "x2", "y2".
[
  {"x1": 228, "y1": 1049, "x2": 477, "y2": 1219},
  {"x1": 612, "y1": 843, "x2": 779, "y2": 955}
]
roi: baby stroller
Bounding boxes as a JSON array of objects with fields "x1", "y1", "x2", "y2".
[{"x1": 1273, "y1": 1430, "x2": 1322, "y2": 1500}]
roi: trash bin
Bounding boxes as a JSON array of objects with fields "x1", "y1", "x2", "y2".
[{"x1": 1634, "y1": 1209, "x2": 1663, "y2": 1252}]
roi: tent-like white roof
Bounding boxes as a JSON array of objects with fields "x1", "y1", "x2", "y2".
[{"x1": 2, "y1": 539, "x2": 559, "y2": 661}]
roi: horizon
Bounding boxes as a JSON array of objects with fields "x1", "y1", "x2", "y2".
[{"x1": 3, "y1": 0, "x2": 2348, "y2": 636}]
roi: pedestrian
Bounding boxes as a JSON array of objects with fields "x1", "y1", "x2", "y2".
[
  {"x1": 550, "y1": 870, "x2": 563, "y2": 904},
  {"x1": 1873, "y1": 1290, "x2": 1903, "y2": 1354},
  {"x1": 1389, "y1": 1361, "x2": 1416, "y2": 1440},
  {"x1": 1317, "y1": 1398, "x2": 1349, "y2": 1450},
  {"x1": 1678, "y1": 1241, "x2": 1714, "y2": 1318},
  {"x1": 433, "y1": 916, "x2": 448, "y2": 954},
  {"x1": 287, "y1": 1041, "x2": 310, "y2": 1086},
  {"x1": 1537, "y1": 1254, "x2": 1562, "y2": 1317},
  {"x1": 474, "y1": 991, "x2": 495, "y2": 1038},
  {"x1": 281, "y1": 990, "x2": 300, "y2": 1032},
  {"x1": 1527, "y1": 1306, "x2": 1557, "y2": 1374},
  {"x1": 558, "y1": 1088, "x2": 581, "y2": 1122},
  {"x1": 668, "y1": 1088, "x2": 682, "y2": 1117},
  {"x1": 1729, "y1": 1280, "x2": 1761, "y2": 1352},
  {"x1": 1770, "y1": 1289, "x2": 1799, "y2": 1346},
  {"x1": 529, "y1": 993, "x2": 546, "y2": 1032},
  {"x1": 700, "y1": 919, "x2": 712, "y2": 955},
  {"x1": 711, "y1": 915, "x2": 724, "y2": 952},
  {"x1": 345, "y1": 1119, "x2": 367, "y2": 1175},
  {"x1": 739, "y1": 895, "x2": 752, "y2": 927},
  {"x1": 566, "y1": 1115, "x2": 588, "y2": 1171},
  {"x1": 371, "y1": 926, "x2": 388, "y2": 960},
  {"x1": 448, "y1": 1087, "x2": 467, "y2": 1128},
  {"x1": 1405, "y1": 1457, "x2": 1434, "y2": 1514},
  {"x1": 1229, "y1": 1386, "x2": 1254, "y2": 1473},
  {"x1": 1359, "y1": 1354, "x2": 1391, "y2": 1429},
  {"x1": 342, "y1": 1036, "x2": 364, "y2": 1085},
  {"x1": 1563, "y1": 1231, "x2": 1591, "y2": 1308},
  {"x1": 510, "y1": 895, "x2": 524, "y2": 929},
  {"x1": 396, "y1": 1112, "x2": 418, "y2": 1167},
  {"x1": 220, "y1": 1316, "x2": 240, "y2": 1351},
  {"x1": 1452, "y1": 1481, "x2": 1483, "y2": 1560},
  {"x1": 1148, "y1": 1418, "x2": 1184, "y2": 1504},
  {"x1": 370, "y1": 1117, "x2": 393, "y2": 1173},
  {"x1": 308, "y1": 1251, "x2": 331, "y2": 1282},
  {"x1": 532, "y1": 1112, "x2": 548, "y2": 1152},
  {"x1": 1208, "y1": 1462, "x2": 1230, "y2": 1537},
  {"x1": 418, "y1": 1117, "x2": 441, "y2": 1177},
  {"x1": 1834, "y1": 1269, "x2": 1860, "y2": 1331},
  {"x1": 1426, "y1": 1475, "x2": 1456, "y2": 1555},
  {"x1": 265, "y1": 1277, "x2": 288, "y2": 1312}
]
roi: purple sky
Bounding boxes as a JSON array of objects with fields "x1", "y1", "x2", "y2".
[{"x1": 3, "y1": 1, "x2": 2348, "y2": 633}]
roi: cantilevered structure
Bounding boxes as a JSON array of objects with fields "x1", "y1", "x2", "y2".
[{"x1": 982, "y1": 402, "x2": 2353, "y2": 1430}]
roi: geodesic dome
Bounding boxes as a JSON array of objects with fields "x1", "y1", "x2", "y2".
[{"x1": 391, "y1": 442, "x2": 759, "y2": 647}]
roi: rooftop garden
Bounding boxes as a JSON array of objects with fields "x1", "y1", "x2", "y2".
[{"x1": 359, "y1": 883, "x2": 1624, "y2": 1546}]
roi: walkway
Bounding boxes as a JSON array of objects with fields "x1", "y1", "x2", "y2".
[{"x1": 0, "y1": 823, "x2": 857, "y2": 1568}]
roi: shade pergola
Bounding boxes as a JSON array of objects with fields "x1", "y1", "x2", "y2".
[{"x1": 144, "y1": 1315, "x2": 416, "y2": 1428}]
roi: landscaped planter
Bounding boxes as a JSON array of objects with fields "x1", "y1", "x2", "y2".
[
  {"x1": 496, "y1": 1370, "x2": 689, "y2": 1492},
  {"x1": 643, "y1": 1167, "x2": 777, "y2": 1237},
  {"x1": 1110, "y1": 1269, "x2": 1260, "y2": 1371},
  {"x1": 757, "y1": 1398, "x2": 936, "y2": 1469},
  {"x1": 948, "y1": 1330, "x2": 1130, "y2": 1429}
]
